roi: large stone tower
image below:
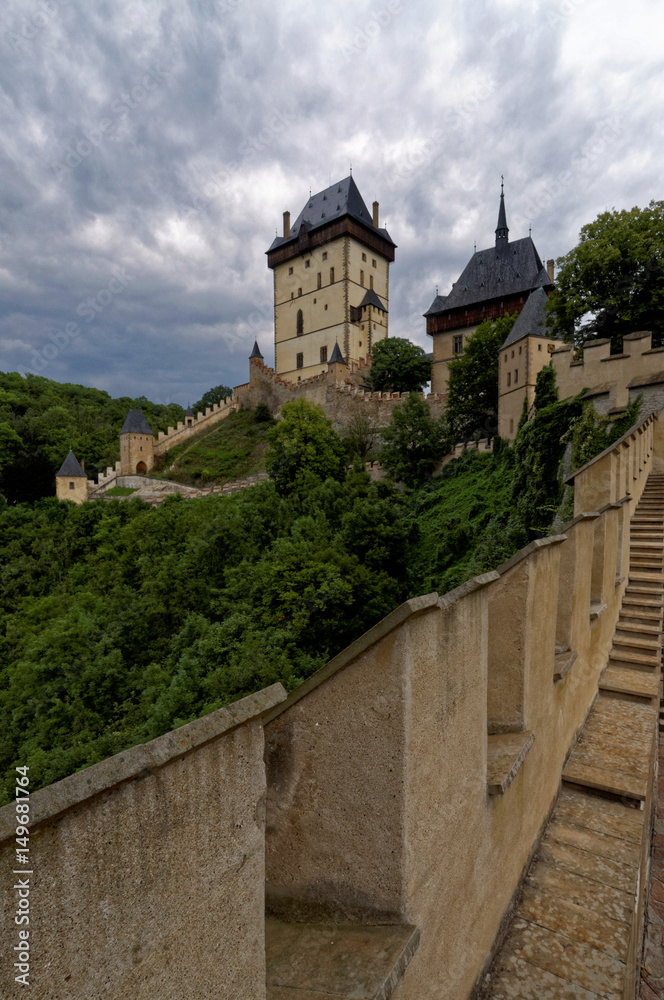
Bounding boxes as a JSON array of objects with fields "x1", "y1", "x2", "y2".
[
  {"x1": 120, "y1": 409, "x2": 154, "y2": 475},
  {"x1": 266, "y1": 175, "x2": 396, "y2": 382}
]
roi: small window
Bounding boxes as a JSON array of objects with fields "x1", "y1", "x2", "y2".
[
  {"x1": 519, "y1": 346, "x2": 522, "y2": 355},
  {"x1": 313, "y1": 298, "x2": 316, "y2": 304},
  {"x1": 317, "y1": 272, "x2": 322, "y2": 289},
  {"x1": 322, "y1": 251, "x2": 328, "y2": 261},
  {"x1": 538, "y1": 344, "x2": 542, "y2": 351},
  {"x1": 362, "y1": 252, "x2": 367, "y2": 261},
  {"x1": 511, "y1": 350, "x2": 514, "y2": 359},
  {"x1": 510, "y1": 418, "x2": 514, "y2": 434},
  {"x1": 298, "y1": 287, "x2": 302, "y2": 297},
  {"x1": 370, "y1": 275, "x2": 374, "y2": 290},
  {"x1": 330, "y1": 267, "x2": 335, "y2": 283},
  {"x1": 305, "y1": 260, "x2": 310, "y2": 268},
  {"x1": 514, "y1": 369, "x2": 518, "y2": 383},
  {"x1": 296, "y1": 309, "x2": 303, "y2": 336},
  {"x1": 372, "y1": 258, "x2": 376, "y2": 267},
  {"x1": 504, "y1": 354, "x2": 507, "y2": 362},
  {"x1": 360, "y1": 270, "x2": 365, "y2": 286},
  {"x1": 324, "y1": 304, "x2": 328, "y2": 310},
  {"x1": 320, "y1": 346, "x2": 327, "y2": 363},
  {"x1": 288, "y1": 266, "x2": 293, "y2": 275},
  {"x1": 507, "y1": 372, "x2": 511, "y2": 387},
  {"x1": 359, "y1": 341, "x2": 362, "y2": 347},
  {"x1": 291, "y1": 292, "x2": 294, "y2": 300},
  {"x1": 453, "y1": 335, "x2": 463, "y2": 354},
  {"x1": 296, "y1": 353, "x2": 303, "y2": 369},
  {"x1": 69, "y1": 481, "x2": 75, "y2": 490}
]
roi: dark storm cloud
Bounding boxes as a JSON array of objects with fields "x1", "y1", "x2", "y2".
[{"x1": 0, "y1": 0, "x2": 662, "y2": 402}]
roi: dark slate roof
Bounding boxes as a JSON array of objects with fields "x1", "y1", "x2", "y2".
[
  {"x1": 357, "y1": 289, "x2": 387, "y2": 312},
  {"x1": 268, "y1": 176, "x2": 395, "y2": 251},
  {"x1": 496, "y1": 190, "x2": 508, "y2": 241},
  {"x1": 120, "y1": 409, "x2": 154, "y2": 435},
  {"x1": 56, "y1": 449, "x2": 86, "y2": 478},
  {"x1": 249, "y1": 339, "x2": 263, "y2": 359},
  {"x1": 423, "y1": 294, "x2": 448, "y2": 317},
  {"x1": 500, "y1": 287, "x2": 557, "y2": 349},
  {"x1": 185, "y1": 404, "x2": 193, "y2": 417},
  {"x1": 426, "y1": 237, "x2": 553, "y2": 316},
  {"x1": 329, "y1": 342, "x2": 345, "y2": 364}
]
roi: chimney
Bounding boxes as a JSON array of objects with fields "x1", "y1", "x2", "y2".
[
  {"x1": 547, "y1": 259, "x2": 554, "y2": 282},
  {"x1": 283, "y1": 211, "x2": 290, "y2": 239},
  {"x1": 80, "y1": 459, "x2": 85, "y2": 470},
  {"x1": 372, "y1": 201, "x2": 379, "y2": 228}
]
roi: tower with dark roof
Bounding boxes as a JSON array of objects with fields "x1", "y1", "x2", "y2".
[
  {"x1": 119, "y1": 409, "x2": 154, "y2": 476},
  {"x1": 55, "y1": 449, "x2": 89, "y2": 504},
  {"x1": 425, "y1": 185, "x2": 554, "y2": 404},
  {"x1": 266, "y1": 175, "x2": 396, "y2": 382}
]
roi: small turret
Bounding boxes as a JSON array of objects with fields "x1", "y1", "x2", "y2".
[
  {"x1": 119, "y1": 409, "x2": 154, "y2": 476},
  {"x1": 249, "y1": 339, "x2": 264, "y2": 360},
  {"x1": 185, "y1": 404, "x2": 194, "y2": 426},
  {"x1": 495, "y1": 177, "x2": 509, "y2": 247},
  {"x1": 56, "y1": 449, "x2": 88, "y2": 504},
  {"x1": 328, "y1": 341, "x2": 347, "y2": 383}
]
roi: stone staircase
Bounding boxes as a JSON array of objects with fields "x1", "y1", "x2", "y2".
[{"x1": 479, "y1": 475, "x2": 664, "y2": 999}]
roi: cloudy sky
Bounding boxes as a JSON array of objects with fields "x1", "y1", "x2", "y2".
[{"x1": 1, "y1": 0, "x2": 662, "y2": 405}]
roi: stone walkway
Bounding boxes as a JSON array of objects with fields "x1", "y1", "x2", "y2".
[
  {"x1": 480, "y1": 475, "x2": 664, "y2": 999},
  {"x1": 640, "y1": 717, "x2": 664, "y2": 998}
]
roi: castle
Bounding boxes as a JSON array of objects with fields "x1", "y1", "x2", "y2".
[{"x1": 57, "y1": 176, "x2": 664, "y2": 499}]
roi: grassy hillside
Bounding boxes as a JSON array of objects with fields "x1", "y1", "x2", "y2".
[{"x1": 154, "y1": 407, "x2": 274, "y2": 486}]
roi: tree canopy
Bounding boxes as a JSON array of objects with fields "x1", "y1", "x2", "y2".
[
  {"x1": 193, "y1": 384, "x2": 233, "y2": 415},
  {"x1": 265, "y1": 398, "x2": 347, "y2": 495},
  {"x1": 364, "y1": 337, "x2": 432, "y2": 394},
  {"x1": 379, "y1": 391, "x2": 449, "y2": 488},
  {"x1": 545, "y1": 201, "x2": 664, "y2": 348},
  {"x1": 445, "y1": 315, "x2": 517, "y2": 441}
]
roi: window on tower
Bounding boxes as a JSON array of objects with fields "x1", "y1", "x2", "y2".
[
  {"x1": 360, "y1": 270, "x2": 364, "y2": 286},
  {"x1": 296, "y1": 309, "x2": 303, "y2": 336},
  {"x1": 320, "y1": 346, "x2": 327, "y2": 363},
  {"x1": 288, "y1": 266, "x2": 293, "y2": 275},
  {"x1": 453, "y1": 335, "x2": 463, "y2": 354},
  {"x1": 296, "y1": 352, "x2": 303, "y2": 369},
  {"x1": 322, "y1": 251, "x2": 328, "y2": 260},
  {"x1": 317, "y1": 272, "x2": 322, "y2": 289},
  {"x1": 370, "y1": 275, "x2": 374, "y2": 290},
  {"x1": 330, "y1": 267, "x2": 335, "y2": 283},
  {"x1": 305, "y1": 259, "x2": 310, "y2": 268},
  {"x1": 362, "y1": 252, "x2": 367, "y2": 261}
]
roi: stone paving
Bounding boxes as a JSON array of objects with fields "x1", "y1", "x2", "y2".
[{"x1": 640, "y1": 725, "x2": 664, "y2": 998}]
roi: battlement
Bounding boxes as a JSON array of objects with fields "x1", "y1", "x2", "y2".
[{"x1": 153, "y1": 395, "x2": 237, "y2": 456}]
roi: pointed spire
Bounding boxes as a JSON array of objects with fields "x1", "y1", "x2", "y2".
[
  {"x1": 56, "y1": 448, "x2": 86, "y2": 478},
  {"x1": 495, "y1": 175, "x2": 509, "y2": 246},
  {"x1": 329, "y1": 341, "x2": 345, "y2": 364},
  {"x1": 249, "y1": 339, "x2": 263, "y2": 360}
]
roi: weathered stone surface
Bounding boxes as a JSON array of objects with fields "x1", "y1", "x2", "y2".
[
  {"x1": 545, "y1": 818, "x2": 641, "y2": 865},
  {"x1": 535, "y1": 837, "x2": 638, "y2": 895},
  {"x1": 265, "y1": 919, "x2": 419, "y2": 999},
  {"x1": 526, "y1": 860, "x2": 633, "y2": 925},
  {"x1": 486, "y1": 732, "x2": 534, "y2": 794},
  {"x1": 517, "y1": 886, "x2": 630, "y2": 962},
  {"x1": 484, "y1": 953, "x2": 606, "y2": 999}
]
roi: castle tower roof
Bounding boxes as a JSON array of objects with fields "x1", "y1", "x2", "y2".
[
  {"x1": 495, "y1": 178, "x2": 509, "y2": 246},
  {"x1": 500, "y1": 287, "x2": 557, "y2": 349},
  {"x1": 120, "y1": 409, "x2": 154, "y2": 435},
  {"x1": 249, "y1": 339, "x2": 264, "y2": 359},
  {"x1": 185, "y1": 404, "x2": 193, "y2": 417},
  {"x1": 56, "y1": 449, "x2": 86, "y2": 478},
  {"x1": 357, "y1": 289, "x2": 387, "y2": 313},
  {"x1": 329, "y1": 342, "x2": 345, "y2": 364}
]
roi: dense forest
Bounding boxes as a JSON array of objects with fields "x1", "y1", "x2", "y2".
[{"x1": 0, "y1": 367, "x2": 640, "y2": 803}]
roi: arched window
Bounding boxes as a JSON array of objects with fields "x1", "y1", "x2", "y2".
[{"x1": 296, "y1": 309, "x2": 303, "y2": 336}]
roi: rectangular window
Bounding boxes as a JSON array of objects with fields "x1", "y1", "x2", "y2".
[
  {"x1": 372, "y1": 258, "x2": 376, "y2": 267},
  {"x1": 330, "y1": 267, "x2": 335, "y2": 283},
  {"x1": 296, "y1": 353, "x2": 303, "y2": 369},
  {"x1": 360, "y1": 270, "x2": 365, "y2": 286},
  {"x1": 305, "y1": 260, "x2": 310, "y2": 268},
  {"x1": 514, "y1": 369, "x2": 518, "y2": 383},
  {"x1": 298, "y1": 287, "x2": 302, "y2": 297},
  {"x1": 518, "y1": 346, "x2": 522, "y2": 355},
  {"x1": 453, "y1": 335, "x2": 463, "y2": 354},
  {"x1": 362, "y1": 252, "x2": 367, "y2": 261},
  {"x1": 317, "y1": 272, "x2": 322, "y2": 289},
  {"x1": 322, "y1": 251, "x2": 328, "y2": 260},
  {"x1": 538, "y1": 344, "x2": 542, "y2": 351},
  {"x1": 320, "y1": 346, "x2": 327, "y2": 363},
  {"x1": 370, "y1": 275, "x2": 374, "y2": 290},
  {"x1": 288, "y1": 266, "x2": 293, "y2": 275},
  {"x1": 291, "y1": 292, "x2": 294, "y2": 299},
  {"x1": 69, "y1": 481, "x2": 75, "y2": 490},
  {"x1": 507, "y1": 372, "x2": 511, "y2": 387}
]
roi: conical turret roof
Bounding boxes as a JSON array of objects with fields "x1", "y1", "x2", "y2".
[
  {"x1": 329, "y1": 342, "x2": 345, "y2": 364},
  {"x1": 120, "y1": 409, "x2": 154, "y2": 435},
  {"x1": 56, "y1": 449, "x2": 86, "y2": 478},
  {"x1": 249, "y1": 339, "x2": 264, "y2": 359}
]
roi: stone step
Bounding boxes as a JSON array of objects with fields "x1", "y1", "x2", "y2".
[
  {"x1": 613, "y1": 633, "x2": 661, "y2": 652},
  {"x1": 629, "y1": 559, "x2": 664, "y2": 571},
  {"x1": 486, "y1": 731, "x2": 534, "y2": 795},
  {"x1": 616, "y1": 621, "x2": 662, "y2": 636},
  {"x1": 627, "y1": 573, "x2": 664, "y2": 586},
  {"x1": 622, "y1": 592, "x2": 664, "y2": 607},
  {"x1": 609, "y1": 649, "x2": 661, "y2": 670},
  {"x1": 600, "y1": 665, "x2": 661, "y2": 702}
]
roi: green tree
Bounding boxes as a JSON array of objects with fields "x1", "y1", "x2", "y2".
[
  {"x1": 534, "y1": 365, "x2": 558, "y2": 410},
  {"x1": 341, "y1": 411, "x2": 380, "y2": 462},
  {"x1": 193, "y1": 384, "x2": 233, "y2": 414},
  {"x1": 546, "y1": 201, "x2": 664, "y2": 349},
  {"x1": 364, "y1": 338, "x2": 431, "y2": 393},
  {"x1": 445, "y1": 315, "x2": 517, "y2": 441},
  {"x1": 265, "y1": 399, "x2": 347, "y2": 495},
  {"x1": 380, "y1": 392, "x2": 449, "y2": 488}
]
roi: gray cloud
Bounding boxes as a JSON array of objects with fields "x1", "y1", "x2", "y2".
[{"x1": 0, "y1": 0, "x2": 662, "y2": 402}]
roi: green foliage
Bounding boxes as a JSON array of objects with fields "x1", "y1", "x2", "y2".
[
  {"x1": 364, "y1": 337, "x2": 432, "y2": 393},
  {"x1": 104, "y1": 486, "x2": 137, "y2": 496},
  {"x1": 546, "y1": 201, "x2": 664, "y2": 349},
  {"x1": 340, "y1": 411, "x2": 380, "y2": 463},
  {"x1": 379, "y1": 392, "x2": 450, "y2": 488},
  {"x1": 0, "y1": 371, "x2": 184, "y2": 503},
  {"x1": 156, "y1": 408, "x2": 275, "y2": 486},
  {"x1": 265, "y1": 399, "x2": 347, "y2": 496},
  {"x1": 534, "y1": 365, "x2": 558, "y2": 410},
  {"x1": 564, "y1": 396, "x2": 642, "y2": 471},
  {"x1": 192, "y1": 385, "x2": 233, "y2": 415},
  {"x1": 445, "y1": 315, "x2": 517, "y2": 440}
]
